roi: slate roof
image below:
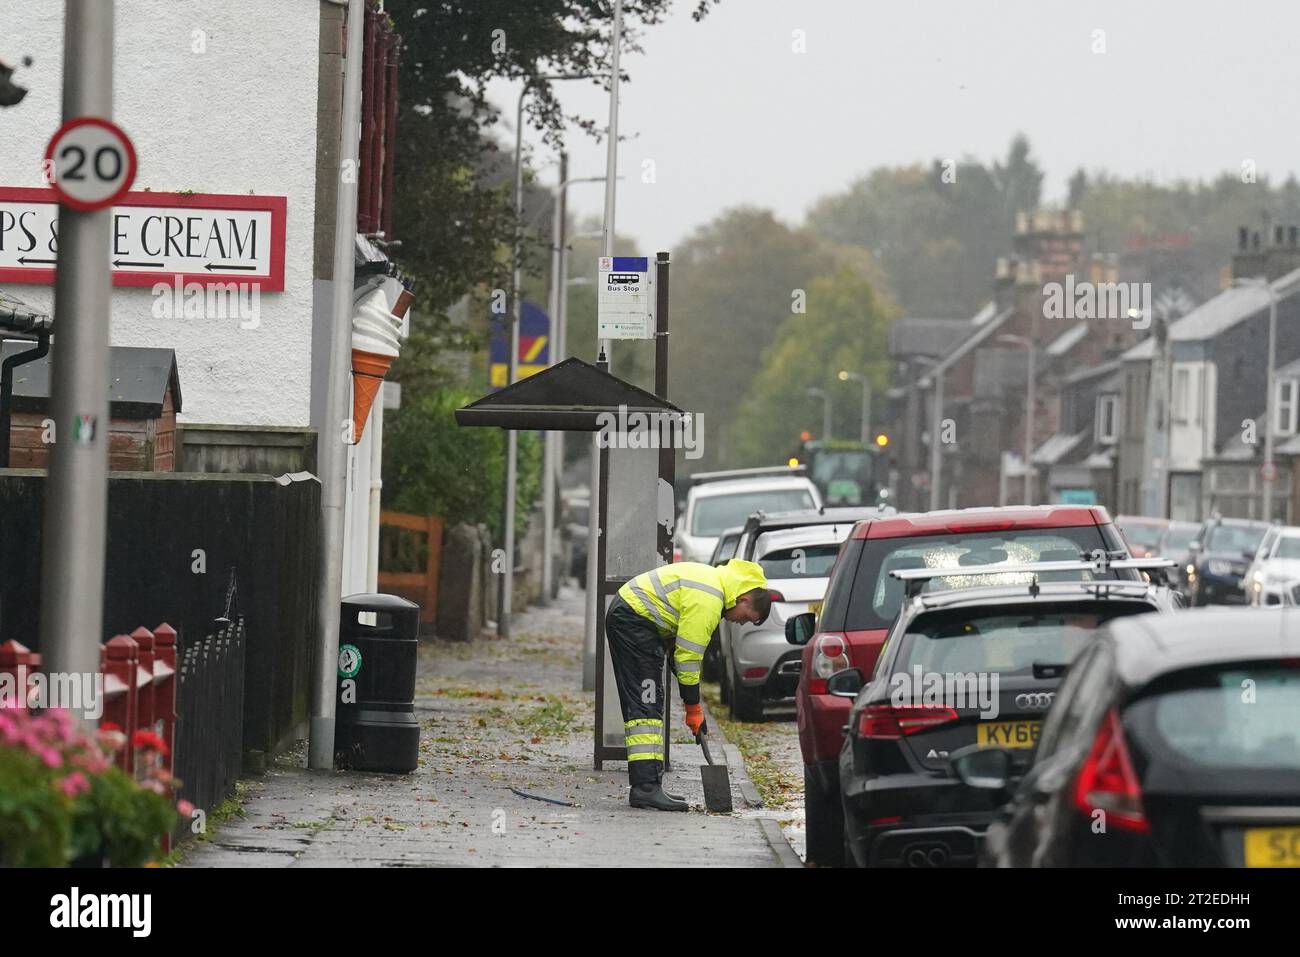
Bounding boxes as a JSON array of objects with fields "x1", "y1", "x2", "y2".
[{"x1": 0, "y1": 343, "x2": 181, "y2": 417}]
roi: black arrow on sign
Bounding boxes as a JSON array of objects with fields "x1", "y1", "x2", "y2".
[
  {"x1": 17, "y1": 256, "x2": 56, "y2": 265},
  {"x1": 205, "y1": 262, "x2": 257, "y2": 272},
  {"x1": 113, "y1": 259, "x2": 163, "y2": 268}
]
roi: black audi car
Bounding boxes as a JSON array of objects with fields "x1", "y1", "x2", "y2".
[
  {"x1": 1184, "y1": 516, "x2": 1269, "y2": 606},
  {"x1": 960, "y1": 607, "x2": 1300, "y2": 867},
  {"x1": 832, "y1": 560, "x2": 1176, "y2": 868}
]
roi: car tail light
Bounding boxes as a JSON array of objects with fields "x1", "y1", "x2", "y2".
[
  {"x1": 944, "y1": 520, "x2": 1016, "y2": 533},
  {"x1": 768, "y1": 589, "x2": 786, "y2": 603},
  {"x1": 812, "y1": 634, "x2": 849, "y2": 684},
  {"x1": 1073, "y1": 709, "x2": 1150, "y2": 834},
  {"x1": 858, "y1": 704, "x2": 959, "y2": 738},
  {"x1": 672, "y1": 547, "x2": 682, "y2": 562},
  {"x1": 744, "y1": 667, "x2": 768, "y2": 680}
]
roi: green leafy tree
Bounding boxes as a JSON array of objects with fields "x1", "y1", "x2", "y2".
[
  {"x1": 728, "y1": 268, "x2": 897, "y2": 467},
  {"x1": 380, "y1": 2, "x2": 719, "y2": 535},
  {"x1": 666, "y1": 208, "x2": 886, "y2": 470},
  {"x1": 383, "y1": 388, "x2": 541, "y2": 541}
]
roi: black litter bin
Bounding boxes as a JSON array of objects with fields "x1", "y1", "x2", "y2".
[{"x1": 334, "y1": 593, "x2": 421, "y2": 773}]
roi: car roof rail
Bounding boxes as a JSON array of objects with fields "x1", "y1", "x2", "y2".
[
  {"x1": 687, "y1": 465, "x2": 807, "y2": 485},
  {"x1": 890, "y1": 553, "x2": 1176, "y2": 600}
]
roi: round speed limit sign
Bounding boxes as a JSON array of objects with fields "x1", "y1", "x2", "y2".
[{"x1": 44, "y1": 117, "x2": 137, "y2": 212}]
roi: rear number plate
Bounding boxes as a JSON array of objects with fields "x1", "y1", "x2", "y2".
[
  {"x1": 1245, "y1": 827, "x2": 1300, "y2": 867},
  {"x1": 977, "y1": 720, "x2": 1041, "y2": 749}
]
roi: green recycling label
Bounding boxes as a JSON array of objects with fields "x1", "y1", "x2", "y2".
[{"x1": 338, "y1": 643, "x2": 362, "y2": 679}]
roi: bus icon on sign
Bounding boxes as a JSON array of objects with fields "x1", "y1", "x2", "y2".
[{"x1": 607, "y1": 273, "x2": 640, "y2": 285}]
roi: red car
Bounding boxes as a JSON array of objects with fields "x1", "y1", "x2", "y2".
[{"x1": 787, "y1": 505, "x2": 1134, "y2": 867}]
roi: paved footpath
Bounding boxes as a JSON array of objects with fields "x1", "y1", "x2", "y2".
[{"x1": 181, "y1": 586, "x2": 801, "y2": 868}]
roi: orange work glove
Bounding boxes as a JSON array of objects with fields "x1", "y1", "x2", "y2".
[{"x1": 684, "y1": 703, "x2": 706, "y2": 736}]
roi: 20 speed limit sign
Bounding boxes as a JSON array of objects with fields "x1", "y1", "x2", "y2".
[{"x1": 44, "y1": 117, "x2": 137, "y2": 212}]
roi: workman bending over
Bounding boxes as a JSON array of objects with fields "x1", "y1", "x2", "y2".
[{"x1": 605, "y1": 558, "x2": 770, "y2": 810}]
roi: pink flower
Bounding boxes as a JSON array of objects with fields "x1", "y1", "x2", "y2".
[
  {"x1": 177, "y1": 799, "x2": 195, "y2": 817},
  {"x1": 60, "y1": 772, "x2": 90, "y2": 797},
  {"x1": 39, "y1": 747, "x2": 62, "y2": 768}
]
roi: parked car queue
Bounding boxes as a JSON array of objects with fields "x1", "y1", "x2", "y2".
[{"x1": 680, "y1": 495, "x2": 1300, "y2": 869}]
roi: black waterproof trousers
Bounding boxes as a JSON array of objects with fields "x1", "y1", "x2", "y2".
[{"x1": 605, "y1": 594, "x2": 668, "y2": 787}]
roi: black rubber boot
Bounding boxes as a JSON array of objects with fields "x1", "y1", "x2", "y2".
[
  {"x1": 630, "y1": 782, "x2": 689, "y2": 811},
  {"x1": 629, "y1": 759, "x2": 688, "y2": 811},
  {"x1": 657, "y1": 768, "x2": 686, "y2": 803}
]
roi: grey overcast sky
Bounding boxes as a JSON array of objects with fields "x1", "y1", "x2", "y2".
[{"x1": 488, "y1": 0, "x2": 1300, "y2": 252}]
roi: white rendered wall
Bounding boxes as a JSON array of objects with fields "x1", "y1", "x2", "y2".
[{"x1": 0, "y1": 1, "x2": 321, "y2": 427}]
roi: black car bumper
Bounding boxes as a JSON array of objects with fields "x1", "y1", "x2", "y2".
[{"x1": 840, "y1": 761, "x2": 1001, "y2": 868}]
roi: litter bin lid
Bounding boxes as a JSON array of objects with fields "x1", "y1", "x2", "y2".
[{"x1": 341, "y1": 593, "x2": 421, "y2": 611}]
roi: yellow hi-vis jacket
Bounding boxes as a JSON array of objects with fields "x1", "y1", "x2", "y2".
[{"x1": 618, "y1": 559, "x2": 768, "y2": 692}]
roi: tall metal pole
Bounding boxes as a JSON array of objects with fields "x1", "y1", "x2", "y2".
[
  {"x1": 597, "y1": 0, "x2": 623, "y2": 367},
  {"x1": 1024, "y1": 345, "x2": 1036, "y2": 505},
  {"x1": 499, "y1": 84, "x2": 531, "y2": 637},
  {"x1": 39, "y1": 0, "x2": 115, "y2": 709},
  {"x1": 540, "y1": 152, "x2": 567, "y2": 606},
  {"x1": 309, "y1": 0, "x2": 366, "y2": 769},
  {"x1": 806, "y1": 387, "x2": 831, "y2": 442},
  {"x1": 861, "y1": 380, "x2": 871, "y2": 447},
  {"x1": 1264, "y1": 288, "x2": 1277, "y2": 521},
  {"x1": 584, "y1": 0, "x2": 623, "y2": 690},
  {"x1": 928, "y1": 372, "x2": 944, "y2": 511}
]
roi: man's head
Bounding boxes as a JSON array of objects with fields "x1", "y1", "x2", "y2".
[{"x1": 724, "y1": 587, "x2": 772, "y2": 626}]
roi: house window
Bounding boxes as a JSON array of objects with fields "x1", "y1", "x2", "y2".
[
  {"x1": 1277, "y1": 378, "x2": 1299, "y2": 437},
  {"x1": 1172, "y1": 367, "x2": 1190, "y2": 422},
  {"x1": 1096, "y1": 394, "x2": 1119, "y2": 444}
]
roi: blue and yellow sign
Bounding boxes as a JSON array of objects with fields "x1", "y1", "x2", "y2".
[{"x1": 490, "y1": 300, "x2": 551, "y2": 389}]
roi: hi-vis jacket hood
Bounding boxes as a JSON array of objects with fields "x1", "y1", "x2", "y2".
[{"x1": 716, "y1": 559, "x2": 768, "y2": 608}]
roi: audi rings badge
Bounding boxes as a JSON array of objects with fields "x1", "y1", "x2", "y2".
[{"x1": 1015, "y1": 692, "x2": 1055, "y2": 711}]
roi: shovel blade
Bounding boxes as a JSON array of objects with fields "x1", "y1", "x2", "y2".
[{"x1": 700, "y1": 764, "x2": 733, "y2": 813}]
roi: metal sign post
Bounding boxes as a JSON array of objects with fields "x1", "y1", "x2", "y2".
[
  {"x1": 592, "y1": 252, "x2": 675, "y2": 770},
  {"x1": 38, "y1": 1, "x2": 122, "y2": 712}
]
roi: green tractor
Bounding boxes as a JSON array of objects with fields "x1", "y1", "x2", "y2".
[{"x1": 799, "y1": 438, "x2": 891, "y2": 508}]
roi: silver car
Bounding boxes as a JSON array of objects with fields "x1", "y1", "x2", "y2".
[
  {"x1": 718, "y1": 523, "x2": 850, "y2": 721},
  {"x1": 1246, "y1": 525, "x2": 1300, "y2": 606}
]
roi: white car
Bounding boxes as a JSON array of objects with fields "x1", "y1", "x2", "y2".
[
  {"x1": 1246, "y1": 525, "x2": 1300, "y2": 606},
  {"x1": 718, "y1": 523, "x2": 851, "y2": 721},
  {"x1": 675, "y1": 471, "x2": 821, "y2": 563}
]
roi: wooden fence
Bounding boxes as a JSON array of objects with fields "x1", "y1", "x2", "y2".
[{"x1": 377, "y1": 511, "x2": 443, "y2": 631}]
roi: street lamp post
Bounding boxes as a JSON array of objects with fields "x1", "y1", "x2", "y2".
[
  {"x1": 925, "y1": 366, "x2": 944, "y2": 511},
  {"x1": 806, "y1": 387, "x2": 833, "y2": 443},
  {"x1": 584, "y1": 0, "x2": 626, "y2": 691},
  {"x1": 541, "y1": 160, "x2": 608, "y2": 605},
  {"x1": 502, "y1": 72, "x2": 600, "y2": 637},
  {"x1": 999, "y1": 334, "x2": 1037, "y2": 506},
  {"x1": 1233, "y1": 276, "x2": 1279, "y2": 520},
  {"x1": 838, "y1": 369, "x2": 870, "y2": 445}
]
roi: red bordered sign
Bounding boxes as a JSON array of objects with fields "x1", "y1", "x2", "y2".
[{"x1": 0, "y1": 187, "x2": 287, "y2": 291}]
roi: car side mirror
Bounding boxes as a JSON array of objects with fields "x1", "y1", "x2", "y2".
[
  {"x1": 825, "y1": 668, "x2": 864, "y2": 698},
  {"x1": 1243, "y1": 549, "x2": 1257, "y2": 561},
  {"x1": 785, "y1": 611, "x2": 817, "y2": 646},
  {"x1": 950, "y1": 744, "x2": 1014, "y2": 791}
]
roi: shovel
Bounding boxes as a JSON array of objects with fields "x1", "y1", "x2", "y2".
[{"x1": 695, "y1": 725, "x2": 733, "y2": 813}]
